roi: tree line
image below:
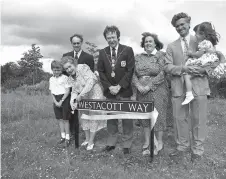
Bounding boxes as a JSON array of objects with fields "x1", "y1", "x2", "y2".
[{"x1": 1, "y1": 44, "x2": 51, "y2": 90}]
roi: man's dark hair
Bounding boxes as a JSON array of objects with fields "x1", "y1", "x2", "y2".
[
  {"x1": 70, "y1": 34, "x2": 83, "y2": 43},
  {"x1": 103, "y1": 25, "x2": 120, "y2": 40},
  {"x1": 171, "y1": 12, "x2": 191, "y2": 27}
]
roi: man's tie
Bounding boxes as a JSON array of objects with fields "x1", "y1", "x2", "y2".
[
  {"x1": 112, "y1": 47, "x2": 116, "y2": 60},
  {"x1": 74, "y1": 52, "x2": 78, "y2": 60},
  {"x1": 182, "y1": 37, "x2": 189, "y2": 57}
]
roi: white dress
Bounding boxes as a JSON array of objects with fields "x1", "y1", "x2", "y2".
[
  {"x1": 185, "y1": 40, "x2": 219, "y2": 66},
  {"x1": 185, "y1": 40, "x2": 226, "y2": 78},
  {"x1": 67, "y1": 64, "x2": 106, "y2": 132}
]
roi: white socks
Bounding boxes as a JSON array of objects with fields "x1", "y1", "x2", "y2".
[
  {"x1": 182, "y1": 91, "x2": 194, "y2": 105},
  {"x1": 65, "y1": 134, "x2": 70, "y2": 140},
  {"x1": 61, "y1": 132, "x2": 66, "y2": 138}
]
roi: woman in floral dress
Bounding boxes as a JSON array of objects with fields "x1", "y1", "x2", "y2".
[
  {"x1": 133, "y1": 32, "x2": 171, "y2": 155},
  {"x1": 61, "y1": 56, "x2": 106, "y2": 151}
]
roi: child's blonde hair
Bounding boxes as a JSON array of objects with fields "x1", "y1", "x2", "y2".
[{"x1": 51, "y1": 60, "x2": 63, "y2": 70}]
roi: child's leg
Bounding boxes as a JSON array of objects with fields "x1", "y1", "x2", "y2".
[
  {"x1": 59, "y1": 119, "x2": 65, "y2": 139},
  {"x1": 64, "y1": 120, "x2": 70, "y2": 140},
  {"x1": 184, "y1": 74, "x2": 192, "y2": 92},
  {"x1": 182, "y1": 74, "x2": 194, "y2": 105}
]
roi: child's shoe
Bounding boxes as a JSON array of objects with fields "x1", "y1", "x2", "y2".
[
  {"x1": 182, "y1": 92, "x2": 194, "y2": 105},
  {"x1": 57, "y1": 138, "x2": 65, "y2": 145},
  {"x1": 87, "y1": 143, "x2": 94, "y2": 150},
  {"x1": 65, "y1": 139, "x2": 71, "y2": 147}
]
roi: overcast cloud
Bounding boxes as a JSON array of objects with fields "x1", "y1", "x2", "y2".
[{"x1": 1, "y1": 0, "x2": 226, "y2": 72}]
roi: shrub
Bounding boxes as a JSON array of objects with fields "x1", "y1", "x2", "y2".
[
  {"x1": 18, "y1": 80, "x2": 50, "y2": 95},
  {"x1": 208, "y1": 74, "x2": 226, "y2": 98}
]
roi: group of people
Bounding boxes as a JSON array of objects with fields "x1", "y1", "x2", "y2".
[{"x1": 49, "y1": 12, "x2": 226, "y2": 162}]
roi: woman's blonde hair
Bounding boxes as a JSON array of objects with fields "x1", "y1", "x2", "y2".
[{"x1": 60, "y1": 56, "x2": 76, "y2": 66}]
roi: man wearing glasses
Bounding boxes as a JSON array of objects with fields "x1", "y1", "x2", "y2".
[
  {"x1": 62, "y1": 34, "x2": 94, "y2": 146},
  {"x1": 63, "y1": 34, "x2": 94, "y2": 72}
]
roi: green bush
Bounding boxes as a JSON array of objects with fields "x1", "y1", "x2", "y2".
[{"x1": 208, "y1": 74, "x2": 226, "y2": 98}]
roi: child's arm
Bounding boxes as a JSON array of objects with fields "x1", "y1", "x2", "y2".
[
  {"x1": 51, "y1": 94, "x2": 60, "y2": 107},
  {"x1": 58, "y1": 88, "x2": 70, "y2": 107},
  {"x1": 188, "y1": 50, "x2": 205, "y2": 59}
]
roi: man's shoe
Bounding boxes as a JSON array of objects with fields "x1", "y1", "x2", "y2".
[
  {"x1": 191, "y1": 153, "x2": 202, "y2": 163},
  {"x1": 123, "y1": 148, "x2": 131, "y2": 155},
  {"x1": 102, "y1": 146, "x2": 115, "y2": 152},
  {"x1": 169, "y1": 150, "x2": 185, "y2": 157}
]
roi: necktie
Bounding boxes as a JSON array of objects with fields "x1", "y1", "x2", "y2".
[
  {"x1": 182, "y1": 37, "x2": 189, "y2": 57},
  {"x1": 111, "y1": 47, "x2": 116, "y2": 77},
  {"x1": 74, "y1": 52, "x2": 78, "y2": 60},
  {"x1": 112, "y1": 47, "x2": 116, "y2": 60}
]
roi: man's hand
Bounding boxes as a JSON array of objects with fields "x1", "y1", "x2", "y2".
[
  {"x1": 109, "y1": 86, "x2": 118, "y2": 95},
  {"x1": 188, "y1": 66, "x2": 206, "y2": 75},
  {"x1": 187, "y1": 50, "x2": 193, "y2": 57}
]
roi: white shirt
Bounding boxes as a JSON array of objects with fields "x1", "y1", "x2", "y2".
[
  {"x1": 74, "y1": 50, "x2": 82, "y2": 59},
  {"x1": 49, "y1": 75, "x2": 69, "y2": 95},
  {"x1": 180, "y1": 34, "x2": 191, "y2": 53},
  {"x1": 110, "y1": 44, "x2": 119, "y2": 57}
]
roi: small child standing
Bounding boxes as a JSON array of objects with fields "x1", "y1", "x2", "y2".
[
  {"x1": 49, "y1": 60, "x2": 71, "y2": 147},
  {"x1": 182, "y1": 22, "x2": 226, "y2": 105}
]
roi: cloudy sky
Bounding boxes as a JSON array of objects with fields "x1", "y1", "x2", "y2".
[{"x1": 1, "y1": 0, "x2": 226, "y2": 72}]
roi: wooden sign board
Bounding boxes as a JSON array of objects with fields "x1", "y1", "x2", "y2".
[{"x1": 77, "y1": 99, "x2": 154, "y2": 113}]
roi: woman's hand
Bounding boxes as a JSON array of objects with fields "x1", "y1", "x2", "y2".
[
  {"x1": 70, "y1": 98, "x2": 77, "y2": 111},
  {"x1": 76, "y1": 95, "x2": 82, "y2": 102},
  {"x1": 137, "y1": 86, "x2": 145, "y2": 94},
  {"x1": 143, "y1": 86, "x2": 150, "y2": 94}
]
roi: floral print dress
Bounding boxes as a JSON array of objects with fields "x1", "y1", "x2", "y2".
[
  {"x1": 132, "y1": 51, "x2": 172, "y2": 131},
  {"x1": 67, "y1": 64, "x2": 106, "y2": 132}
]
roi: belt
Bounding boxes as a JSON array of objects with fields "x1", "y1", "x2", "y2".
[{"x1": 139, "y1": 76, "x2": 150, "y2": 79}]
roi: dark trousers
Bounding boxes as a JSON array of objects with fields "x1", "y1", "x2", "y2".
[{"x1": 106, "y1": 96, "x2": 134, "y2": 148}]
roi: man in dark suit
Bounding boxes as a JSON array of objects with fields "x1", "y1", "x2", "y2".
[
  {"x1": 62, "y1": 34, "x2": 94, "y2": 146},
  {"x1": 97, "y1": 25, "x2": 135, "y2": 154},
  {"x1": 63, "y1": 34, "x2": 94, "y2": 72}
]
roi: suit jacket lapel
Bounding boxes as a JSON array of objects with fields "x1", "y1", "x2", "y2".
[
  {"x1": 117, "y1": 44, "x2": 123, "y2": 57},
  {"x1": 104, "y1": 46, "x2": 111, "y2": 62},
  {"x1": 77, "y1": 50, "x2": 84, "y2": 63}
]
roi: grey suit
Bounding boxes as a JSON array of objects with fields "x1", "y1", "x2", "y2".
[{"x1": 165, "y1": 35, "x2": 213, "y2": 155}]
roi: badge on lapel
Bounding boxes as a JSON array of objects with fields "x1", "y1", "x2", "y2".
[{"x1": 121, "y1": 61, "x2": 126, "y2": 67}]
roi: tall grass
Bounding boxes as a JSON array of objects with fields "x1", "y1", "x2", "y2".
[{"x1": 1, "y1": 91, "x2": 226, "y2": 179}]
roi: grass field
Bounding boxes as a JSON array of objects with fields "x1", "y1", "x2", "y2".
[{"x1": 1, "y1": 91, "x2": 226, "y2": 179}]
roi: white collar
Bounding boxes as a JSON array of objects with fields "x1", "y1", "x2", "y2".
[
  {"x1": 74, "y1": 50, "x2": 82, "y2": 58},
  {"x1": 110, "y1": 44, "x2": 119, "y2": 52},
  {"x1": 180, "y1": 33, "x2": 190, "y2": 42},
  {"x1": 142, "y1": 48, "x2": 157, "y2": 55}
]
